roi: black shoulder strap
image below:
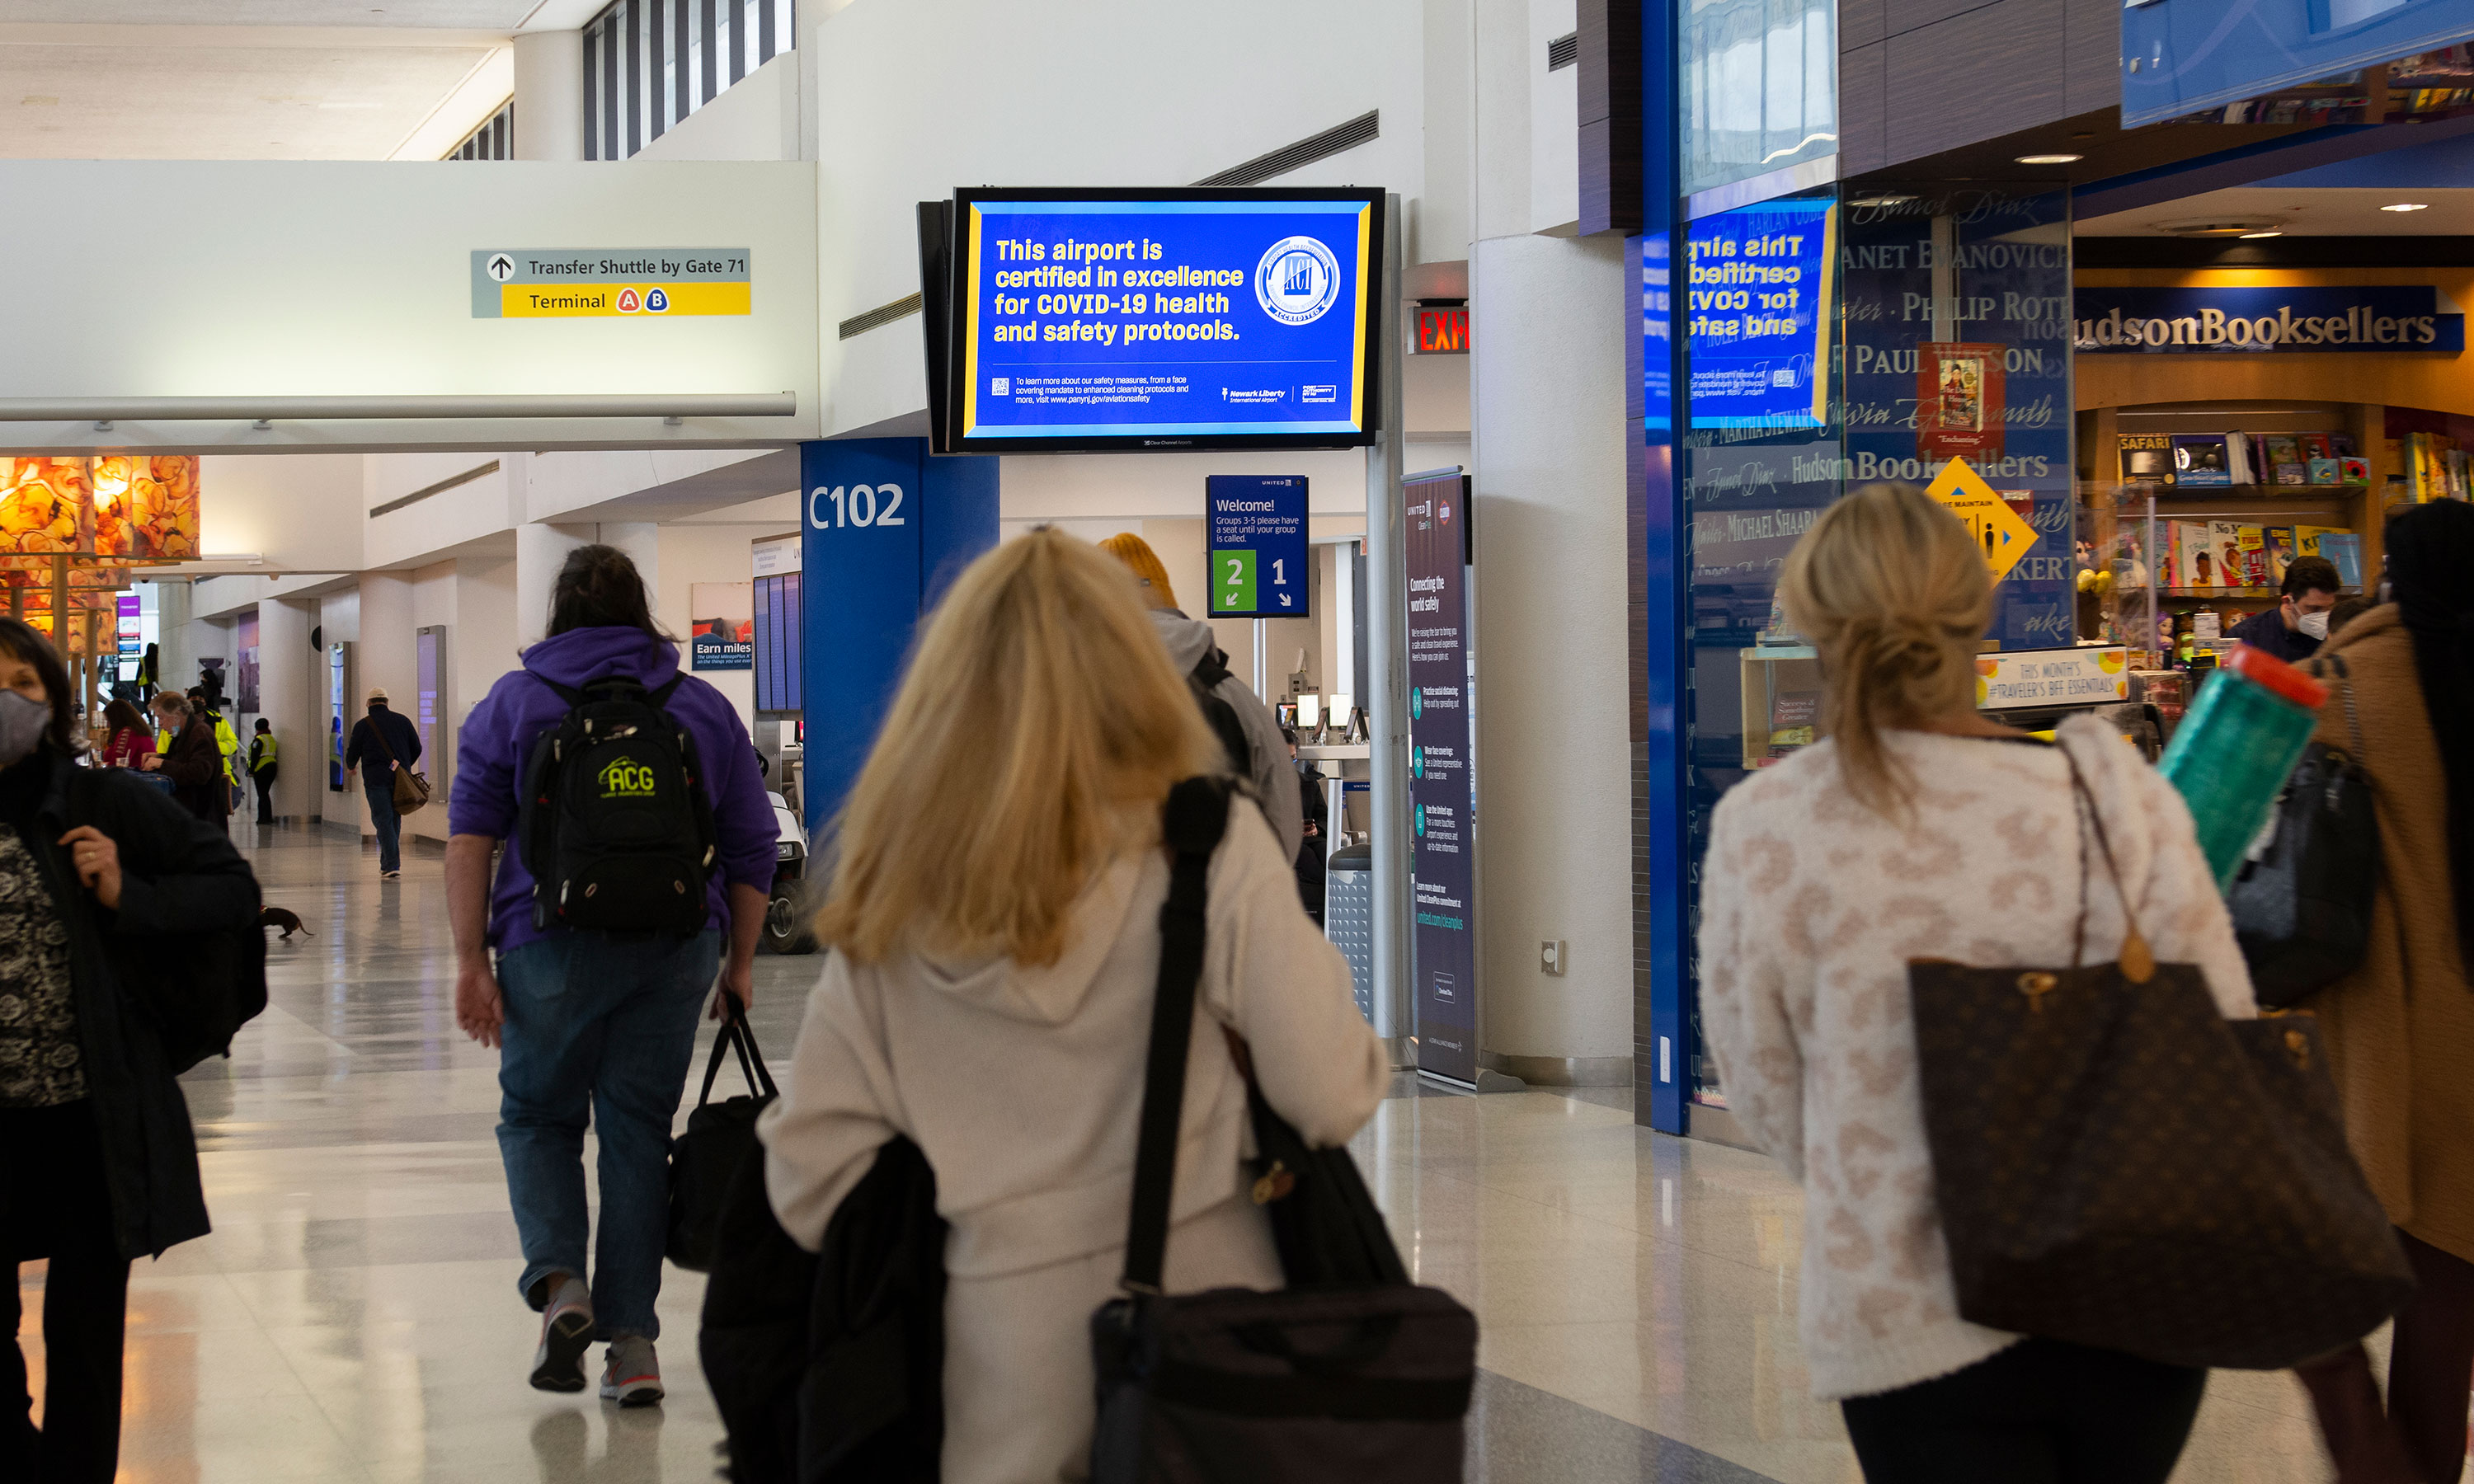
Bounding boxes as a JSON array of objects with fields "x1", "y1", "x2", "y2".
[
  {"x1": 1191, "y1": 647, "x2": 1232, "y2": 688},
  {"x1": 1121, "y1": 777, "x2": 1232, "y2": 1295},
  {"x1": 651, "y1": 674, "x2": 686, "y2": 708}
]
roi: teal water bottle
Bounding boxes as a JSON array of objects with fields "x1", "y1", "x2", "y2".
[{"x1": 2157, "y1": 643, "x2": 2329, "y2": 888}]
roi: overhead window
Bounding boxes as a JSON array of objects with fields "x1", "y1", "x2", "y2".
[
  {"x1": 446, "y1": 98, "x2": 515, "y2": 161},
  {"x1": 582, "y1": 0, "x2": 797, "y2": 161}
]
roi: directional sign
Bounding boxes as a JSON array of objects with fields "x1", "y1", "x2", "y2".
[
  {"x1": 469, "y1": 248, "x2": 752, "y2": 318},
  {"x1": 1925, "y1": 457, "x2": 2039, "y2": 584},
  {"x1": 1206, "y1": 475, "x2": 1310, "y2": 618}
]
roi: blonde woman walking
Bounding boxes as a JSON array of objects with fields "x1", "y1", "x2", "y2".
[
  {"x1": 758, "y1": 529, "x2": 1388, "y2": 1484},
  {"x1": 1696, "y1": 483, "x2": 2255, "y2": 1483}
]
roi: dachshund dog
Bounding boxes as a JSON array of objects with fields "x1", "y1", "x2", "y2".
[{"x1": 258, "y1": 905, "x2": 313, "y2": 940}]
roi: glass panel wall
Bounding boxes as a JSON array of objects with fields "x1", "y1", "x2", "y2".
[
  {"x1": 1681, "y1": 0, "x2": 1836, "y2": 199},
  {"x1": 1672, "y1": 182, "x2": 2075, "y2": 1109}
]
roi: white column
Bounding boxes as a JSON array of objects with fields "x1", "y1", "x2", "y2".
[
  {"x1": 1468, "y1": 232, "x2": 1631, "y2": 1074},
  {"x1": 514, "y1": 523, "x2": 595, "y2": 648},
  {"x1": 600, "y1": 521, "x2": 661, "y2": 627},
  {"x1": 256, "y1": 599, "x2": 313, "y2": 821},
  {"x1": 513, "y1": 31, "x2": 587, "y2": 162},
  {"x1": 1459, "y1": 0, "x2": 1634, "y2": 1081},
  {"x1": 153, "y1": 580, "x2": 193, "y2": 701}
]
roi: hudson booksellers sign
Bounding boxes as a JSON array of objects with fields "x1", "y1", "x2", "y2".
[{"x1": 2075, "y1": 286, "x2": 2466, "y2": 355}]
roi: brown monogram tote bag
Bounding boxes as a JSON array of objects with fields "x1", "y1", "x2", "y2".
[{"x1": 1907, "y1": 750, "x2": 2412, "y2": 1370}]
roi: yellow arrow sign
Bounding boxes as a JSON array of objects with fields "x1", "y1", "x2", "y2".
[{"x1": 1925, "y1": 457, "x2": 2039, "y2": 583}]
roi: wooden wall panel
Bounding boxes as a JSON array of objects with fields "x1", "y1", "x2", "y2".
[
  {"x1": 1883, "y1": 0, "x2": 2067, "y2": 165},
  {"x1": 1579, "y1": 0, "x2": 1643, "y2": 235},
  {"x1": 1840, "y1": 42, "x2": 1889, "y2": 177}
]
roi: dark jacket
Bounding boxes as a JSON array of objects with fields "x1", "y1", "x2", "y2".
[
  {"x1": 155, "y1": 714, "x2": 228, "y2": 822},
  {"x1": 26, "y1": 752, "x2": 260, "y2": 1259},
  {"x1": 2229, "y1": 607, "x2": 2322, "y2": 665},
  {"x1": 343, "y1": 703, "x2": 421, "y2": 791}
]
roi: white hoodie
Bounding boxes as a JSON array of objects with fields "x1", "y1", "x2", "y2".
[{"x1": 758, "y1": 795, "x2": 1387, "y2": 1482}]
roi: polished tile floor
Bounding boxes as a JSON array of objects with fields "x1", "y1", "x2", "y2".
[{"x1": 15, "y1": 822, "x2": 2373, "y2": 1482}]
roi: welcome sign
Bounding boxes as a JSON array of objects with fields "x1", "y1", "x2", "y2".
[{"x1": 2075, "y1": 286, "x2": 2466, "y2": 355}]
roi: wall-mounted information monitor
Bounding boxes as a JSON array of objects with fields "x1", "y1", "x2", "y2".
[{"x1": 942, "y1": 186, "x2": 1384, "y2": 453}]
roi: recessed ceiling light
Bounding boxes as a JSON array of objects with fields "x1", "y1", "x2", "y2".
[
  {"x1": 2239, "y1": 230, "x2": 2284, "y2": 238},
  {"x1": 2382, "y1": 202, "x2": 2429, "y2": 212},
  {"x1": 2015, "y1": 153, "x2": 2083, "y2": 165}
]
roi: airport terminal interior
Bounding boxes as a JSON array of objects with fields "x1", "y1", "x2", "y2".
[{"x1": 7, "y1": 0, "x2": 2474, "y2": 1481}]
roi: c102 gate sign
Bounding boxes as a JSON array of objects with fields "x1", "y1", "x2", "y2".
[{"x1": 2074, "y1": 286, "x2": 2465, "y2": 355}]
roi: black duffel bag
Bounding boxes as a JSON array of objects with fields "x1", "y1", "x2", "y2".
[
  {"x1": 667, "y1": 998, "x2": 776, "y2": 1272},
  {"x1": 1090, "y1": 778, "x2": 1476, "y2": 1484},
  {"x1": 2227, "y1": 654, "x2": 2381, "y2": 1007}
]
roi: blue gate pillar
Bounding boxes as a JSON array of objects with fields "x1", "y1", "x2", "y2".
[{"x1": 797, "y1": 439, "x2": 999, "y2": 841}]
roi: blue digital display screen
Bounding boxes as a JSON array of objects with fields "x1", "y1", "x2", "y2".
[
  {"x1": 951, "y1": 189, "x2": 1380, "y2": 451},
  {"x1": 1686, "y1": 196, "x2": 1836, "y2": 430}
]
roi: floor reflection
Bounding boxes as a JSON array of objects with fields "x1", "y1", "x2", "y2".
[{"x1": 9, "y1": 821, "x2": 2362, "y2": 1483}]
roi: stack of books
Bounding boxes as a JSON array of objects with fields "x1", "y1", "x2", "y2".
[{"x1": 2120, "y1": 431, "x2": 2367, "y2": 488}]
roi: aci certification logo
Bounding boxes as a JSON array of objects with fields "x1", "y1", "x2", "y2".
[{"x1": 1254, "y1": 236, "x2": 1342, "y2": 326}]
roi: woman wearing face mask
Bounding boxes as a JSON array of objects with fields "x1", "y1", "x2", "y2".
[
  {"x1": 140, "y1": 692, "x2": 227, "y2": 826},
  {"x1": 0, "y1": 617, "x2": 259, "y2": 1484},
  {"x1": 2288, "y1": 500, "x2": 2474, "y2": 1484}
]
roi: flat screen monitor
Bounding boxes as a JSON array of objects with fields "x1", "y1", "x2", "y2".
[{"x1": 942, "y1": 186, "x2": 1385, "y2": 453}]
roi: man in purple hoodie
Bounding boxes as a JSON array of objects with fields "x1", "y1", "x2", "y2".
[{"x1": 444, "y1": 545, "x2": 776, "y2": 1407}]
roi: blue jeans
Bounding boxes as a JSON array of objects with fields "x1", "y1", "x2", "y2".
[
  {"x1": 494, "y1": 928, "x2": 720, "y2": 1341},
  {"x1": 364, "y1": 779, "x2": 402, "y2": 873}
]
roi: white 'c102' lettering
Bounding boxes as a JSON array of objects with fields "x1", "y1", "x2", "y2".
[{"x1": 807, "y1": 483, "x2": 908, "y2": 530}]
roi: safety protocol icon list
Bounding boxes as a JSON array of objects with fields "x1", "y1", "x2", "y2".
[{"x1": 1256, "y1": 236, "x2": 1342, "y2": 325}]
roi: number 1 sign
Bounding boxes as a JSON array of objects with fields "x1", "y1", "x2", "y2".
[{"x1": 1205, "y1": 475, "x2": 1310, "y2": 619}]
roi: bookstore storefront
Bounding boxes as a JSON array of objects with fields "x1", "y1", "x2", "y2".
[
  {"x1": 2075, "y1": 262, "x2": 2472, "y2": 676},
  {"x1": 1655, "y1": 196, "x2": 2473, "y2": 1134}
]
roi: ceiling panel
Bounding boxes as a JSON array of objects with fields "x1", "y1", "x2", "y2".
[
  {"x1": 2, "y1": 41, "x2": 498, "y2": 157},
  {"x1": 0, "y1": 2, "x2": 539, "y2": 26},
  {"x1": 2077, "y1": 186, "x2": 2474, "y2": 238}
]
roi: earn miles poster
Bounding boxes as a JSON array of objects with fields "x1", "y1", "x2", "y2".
[{"x1": 956, "y1": 190, "x2": 1377, "y2": 447}]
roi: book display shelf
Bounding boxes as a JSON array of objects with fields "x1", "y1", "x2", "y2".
[{"x1": 2077, "y1": 400, "x2": 2406, "y2": 669}]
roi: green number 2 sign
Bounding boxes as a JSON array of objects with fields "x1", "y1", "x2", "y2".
[{"x1": 1213, "y1": 549, "x2": 1256, "y2": 613}]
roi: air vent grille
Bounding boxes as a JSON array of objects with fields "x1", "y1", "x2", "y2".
[
  {"x1": 840, "y1": 292, "x2": 924, "y2": 340},
  {"x1": 1548, "y1": 31, "x2": 1578, "y2": 70},
  {"x1": 1194, "y1": 110, "x2": 1379, "y2": 187}
]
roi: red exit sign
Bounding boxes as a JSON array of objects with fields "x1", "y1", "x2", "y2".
[{"x1": 1412, "y1": 304, "x2": 1470, "y2": 355}]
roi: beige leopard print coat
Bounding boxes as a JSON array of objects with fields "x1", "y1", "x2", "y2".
[{"x1": 1697, "y1": 716, "x2": 2254, "y2": 1400}]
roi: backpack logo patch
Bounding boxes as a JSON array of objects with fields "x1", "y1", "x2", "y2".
[{"x1": 598, "y1": 757, "x2": 658, "y2": 798}]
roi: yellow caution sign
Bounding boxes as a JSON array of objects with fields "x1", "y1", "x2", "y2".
[{"x1": 1925, "y1": 457, "x2": 2038, "y2": 582}]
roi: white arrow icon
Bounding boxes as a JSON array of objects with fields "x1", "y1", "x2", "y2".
[{"x1": 487, "y1": 254, "x2": 515, "y2": 281}]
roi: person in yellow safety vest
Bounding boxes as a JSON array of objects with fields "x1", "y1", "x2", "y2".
[{"x1": 248, "y1": 718, "x2": 280, "y2": 826}]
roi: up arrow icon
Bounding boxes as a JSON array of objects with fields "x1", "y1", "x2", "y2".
[{"x1": 487, "y1": 253, "x2": 515, "y2": 282}]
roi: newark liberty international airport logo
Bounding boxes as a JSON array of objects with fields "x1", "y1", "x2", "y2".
[{"x1": 1255, "y1": 236, "x2": 1342, "y2": 325}]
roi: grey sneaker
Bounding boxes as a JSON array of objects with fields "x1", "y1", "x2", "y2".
[
  {"x1": 529, "y1": 1274, "x2": 595, "y2": 1392},
  {"x1": 600, "y1": 1334, "x2": 663, "y2": 1407}
]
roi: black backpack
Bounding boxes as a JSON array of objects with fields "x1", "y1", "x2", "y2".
[
  {"x1": 1188, "y1": 648, "x2": 1252, "y2": 777},
  {"x1": 518, "y1": 675, "x2": 719, "y2": 935}
]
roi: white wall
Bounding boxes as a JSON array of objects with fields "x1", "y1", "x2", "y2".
[
  {"x1": 0, "y1": 159, "x2": 820, "y2": 454},
  {"x1": 199, "y1": 455, "x2": 366, "y2": 572}
]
